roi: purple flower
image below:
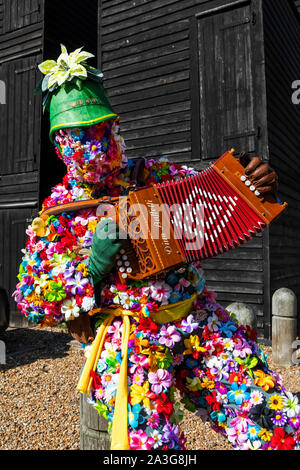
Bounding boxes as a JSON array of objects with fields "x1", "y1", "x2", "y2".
[
  {"x1": 65, "y1": 271, "x2": 88, "y2": 295},
  {"x1": 148, "y1": 369, "x2": 172, "y2": 394},
  {"x1": 288, "y1": 415, "x2": 300, "y2": 430},
  {"x1": 89, "y1": 140, "x2": 102, "y2": 155},
  {"x1": 159, "y1": 325, "x2": 181, "y2": 348},
  {"x1": 272, "y1": 411, "x2": 288, "y2": 427},
  {"x1": 63, "y1": 265, "x2": 76, "y2": 279},
  {"x1": 161, "y1": 423, "x2": 180, "y2": 448},
  {"x1": 181, "y1": 314, "x2": 199, "y2": 334}
]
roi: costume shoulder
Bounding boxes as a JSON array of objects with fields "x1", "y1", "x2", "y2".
[
  {"x1": 13, "y1": 177, "x2": 98, "y2": 327},
  {"x1": 129, "y1": 157, "x2": 199, "y2": 186}
]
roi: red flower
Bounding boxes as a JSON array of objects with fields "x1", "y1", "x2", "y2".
[
  {"x1": 75, "y1": 295, "x2": 83, "y2": 307},
  {"x1": 155, "y1": 393, "x2": 173, "y2": 418},
  {"x1": 206, "y1": 390, "x2": 221, "y2": 411},
  {"x1": 74, "y1": 225, "x2": 86, "y2": 237},
  {"x1": 58, "y1": 216, "x2": 69, "y2": 228},
  {"x1": 115, "y1": 282, "x2": 128, "y2": 291},
  {"x1": 138, "y1": 317, "x2": 159, "y2": 334},
  {"x1": 60, "y1": 232, "x2": 77, "y2": 249},
  {"x1": 85, "y1": 284, "x2": 94, "y2": 298},
  {"x1": 90, "y1": 370, "x2": 101, "y2": 390},
  {"x1": 228, "y1": 371, "x2": 245, "y2": 386},
  {"x1": 202, "y1": 326, "x2": 212, "y2": 340},
  {"x1": 270, "y1": 427, "x2": 295, "y2": 451}
]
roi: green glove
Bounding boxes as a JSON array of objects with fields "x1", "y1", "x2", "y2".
[{"x1": 89, "y1": 218, "x2": 124, "y2": 286}]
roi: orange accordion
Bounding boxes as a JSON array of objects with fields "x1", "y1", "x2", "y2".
[{"x1": 40, "y1": 150, "x2": 287, "y2": 281}]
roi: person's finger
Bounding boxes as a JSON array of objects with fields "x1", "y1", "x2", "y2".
[
  {"x1": 244, "y1": 156, "x2": 263, "y2": 175},
  {"x1": 255, "y1": 185, "x2": 274, "y2": 194},
  {"x1": 247, "y1": 163, "x2": 271, "y2": 181},
  {"x1": 239, "y1": 152, "x2": 251, "y2": 168},
  {"x1": 252, "y1": 172, "x2": 277, "y2": 188}
]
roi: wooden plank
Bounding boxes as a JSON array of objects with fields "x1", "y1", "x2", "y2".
[
  {"x1": 108, "y1": 79, "x2": 190, "y2": 106},
  {"x1": 101, "y1": 18, "x2": 189, "y2": 52},
  {"x1": 102, "y1": 40, "x2": 190, "y2": 72}
]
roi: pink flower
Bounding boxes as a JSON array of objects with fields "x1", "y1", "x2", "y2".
[
  {"x1": 132, "y1": 367, "x2": 145, "y2": 386},
  {"x1": 130, "y1": 430, "x2": 155, "y2": 450},
  {"x1": 147, "y1": 412, "x2": 160, "y2": 429},
  {"x1": 148, "y1": 369, "x2": 172, "y2": 394},
  {"x1": 149, "y1": 281, "x2": 172, "y2": 304},
  {"x1": 230, "y1": 410, "x2": 255, "y2": 433},
  {"x1": 226, "y1": 427, "x2": 248, "y2": 447},
  {"x1": 107, "y1": 320, "x2": 123, "y2": 337},
  {"x1": 129, "y1": 354, "x2": 149, "y2": 374},
  {"x1": 35, "y1": 241, "x2": 46, "y2": 253},
  {"x1": 159, "y1": 325, "x2": 181, "y2": 348}
]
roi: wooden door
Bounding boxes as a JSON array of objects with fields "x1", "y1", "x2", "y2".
[{"x1": 191, "y1": 0, "x2": 267, "y2": 164}]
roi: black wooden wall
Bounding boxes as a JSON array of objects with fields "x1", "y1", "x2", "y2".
[
  {"x1": 0, "y1": 0, "x2": 98, "y2": 327},
  {"x1": 263, "y1": 0, "x2": 300, "y2": 323}
]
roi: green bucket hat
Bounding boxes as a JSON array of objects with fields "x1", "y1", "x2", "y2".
[
  {"x1": 35, "y1": 44, "x2": 118, "y2": 141},
  {"x1": 48, "y1": 79, "x2": 118, "y2": 141}
]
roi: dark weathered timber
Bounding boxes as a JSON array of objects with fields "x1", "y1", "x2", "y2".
[{"x1": 0, "y1": 0, "x2": 99, "y2": 326}]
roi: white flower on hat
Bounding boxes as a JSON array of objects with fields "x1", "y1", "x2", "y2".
[{"x1": 38, "y1": 44, "x2": 98, "y2": 92}]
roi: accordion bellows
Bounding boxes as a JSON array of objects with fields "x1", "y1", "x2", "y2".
[{"x1": 39, "y1": 150, "x2": 287, "y2": 281}]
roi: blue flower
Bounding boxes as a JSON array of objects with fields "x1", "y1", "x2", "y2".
[
  {"x1": 166, "y1": 273, "x2": 179, "y2": 286},
  {"x1": 63, "y1": 145, "x2": 74, "y2": 157},
  {"x1": 227, "y1": 383, "x2": 250, "y2": 405},
  {"x1": 128, "y1": 404, "x2": 142, "y2": 429},
  {"x1": 96, "y1": 359, "x2": 108, "y2": 374},
  {"x1": 210, "y1": 410, "x2": 226, "y2": 423},
  {"x1": 185, "y1": 358, "x2": 198, "y2": 369},
  {"x1": 247, "y1": 425, "x2": 260, "y2": 441},
  {"x1": 169, "y1": 290, "x2": 182, "y2": 303},
  {"x1": 218, "y1": 321, "x2": 237, "y2": 338},
  {"x1": 71, "y1": 129, "x2": 85, "y2": 141},
  {"x1": 182, "y1": 292, "x2": 191, "y2": 301}
]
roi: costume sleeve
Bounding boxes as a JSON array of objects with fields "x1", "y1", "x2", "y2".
[
  {"x1": 13, "y1": 210, "x2": 98, "y2": 327},
  {"x1": 141, "y1": 157, "x2": 199, "y2": 185}
]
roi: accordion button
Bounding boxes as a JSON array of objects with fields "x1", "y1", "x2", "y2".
[
  {"x1": 241, "y1": 176, "x2": 247, "y2": 182},
  {"x1": 120, "y1": 249, "x2": 125, "y2": 255},
  {"x1": 119, "y1": 267, "x2": 125, "y2": 273},
  {"x1": 122, "y1": 273, "x2": 128, "y2": 279},
  {"x1": 250, "y1": 186, "x2": 256, "y2": 192},
  {"x1": 117, "y1": 261, "x2": 122, "y2": 266},
  {"x1": 245, "y1": 180, "x2": 251, "y2": 187},
  {"x1": 255, "y1": 190, "x2": 261, "y2": 197},
  {"x1": 125, "y1": 261, "x2": 130, "y2": 267},
  {"x1": 122, "y1": 255, "x2": 128, "y2": 261},
  {"x1": 127, "y1": 268, "x2": 133, "y2": 273}
]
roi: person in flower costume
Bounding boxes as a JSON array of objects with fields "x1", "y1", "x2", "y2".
[{"x1": 14, "y1": 45, "x2": 300, "y2": 451}]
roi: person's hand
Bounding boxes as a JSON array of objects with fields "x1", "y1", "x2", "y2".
[
  {"x1": 89, "y1": 217, "x2": 124, "y2": 286},
  {"x1": 67, "y1": 314, "x2": 95, "y2": 344},
  {"x1": 239, "y1": 152, "x2": 278, "y2": 195}
]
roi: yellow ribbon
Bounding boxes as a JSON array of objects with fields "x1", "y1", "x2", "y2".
[{"x1": 76, "y1": 293, "x2": 197, "y2": 450}]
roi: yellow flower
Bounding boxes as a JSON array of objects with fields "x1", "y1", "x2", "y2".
[
  {"x1": 130, "y1": 382, "x2": 150, "y2": 409},
  {"x1": 258, "y1": 428, "x2": 273, "y2": 442},
  {"x1": 253, "y1": 370, "x2": 275, "y2": 392},
  {"x1": 140, "y1": 345, "x2": 165, "y2": 370},
  {"x1": 88, "y1": 219, "x2": 98, "y2": 233},
  {"x1": 201, "y1": 378, "x2": 215, "y2": 390},
  {"x1": 183, "y1": 335, "x2": 206, "y2": 355},
  {"x1": 186, "y1": 377, "x2": 202, "y2": 392},
  {"x1": 269, "y1": 394, "x2": 284, "y2": 411},
  {"x1": 76, "y1": 263, "x2": 89, "y2": 277}
]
